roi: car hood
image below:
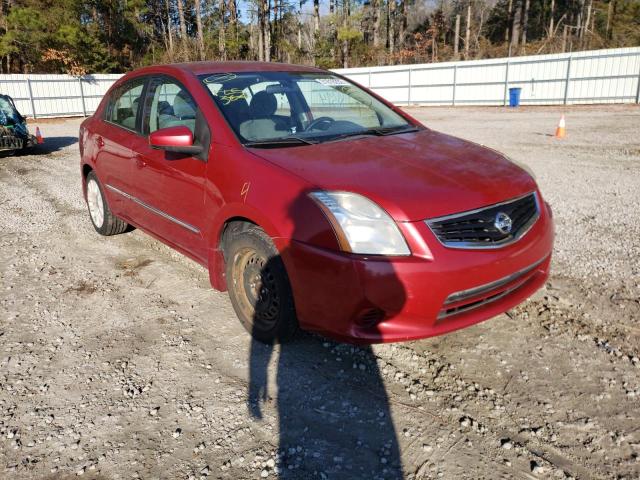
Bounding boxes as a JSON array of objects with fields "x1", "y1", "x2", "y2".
[{"x1": 249, "y1": 129, "x2": 537, "y2": 221}]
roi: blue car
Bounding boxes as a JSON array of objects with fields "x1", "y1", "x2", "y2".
[{"x1": 0, "y1": 94, "x2": 37, "y2": 154}]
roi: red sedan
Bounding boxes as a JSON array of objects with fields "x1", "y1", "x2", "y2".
[{"x1": 79, "y1": 62, "x2": 554, "y2": 344}]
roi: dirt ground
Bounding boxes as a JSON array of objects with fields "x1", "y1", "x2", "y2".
[{"x1": 1, "y1": 105, "x2": 639, "y2": 480}]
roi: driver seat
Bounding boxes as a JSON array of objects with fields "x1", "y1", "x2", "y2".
[{"x1": 239, "y1": 91, "x2": 281, "y2": 140}]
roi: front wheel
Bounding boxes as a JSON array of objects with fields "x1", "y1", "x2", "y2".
[
  {"x1": 224, "y1": 225, "x2": 298, "y2": 343},
  {"x1": 85, "y1": 171, "x2": 128, "y2": 236}
]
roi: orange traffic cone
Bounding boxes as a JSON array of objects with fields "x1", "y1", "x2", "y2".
[
  {"x1": 35, "y1": 126, "x2": 44, "y2": 144},
  {"x1": 555, "y1": 115, "x2": 566, "y2": 139}
]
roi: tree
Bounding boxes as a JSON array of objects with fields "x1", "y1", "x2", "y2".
[
  {"x1": 0, "y1": 0, "x2": 637, "y2": 74},
  {"x1": 195, "y1": 0, "x2": 205, "y2": 60}
]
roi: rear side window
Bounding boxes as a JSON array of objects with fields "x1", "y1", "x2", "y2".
[{"x1": 107, "y1": 81, "x2": 145, "y2": 132}]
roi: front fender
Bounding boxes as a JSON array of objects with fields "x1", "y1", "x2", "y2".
[
  {"x1": 205, "y1": 202, "x2": 288, "y2": 292},
  {"x1": 203, "y1": 145, "x2": 341, "y2": 291}
]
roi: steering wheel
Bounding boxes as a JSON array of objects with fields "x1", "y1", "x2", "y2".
[{"x1": 305, "y1": 116, "x2": 335, "y2": 132}]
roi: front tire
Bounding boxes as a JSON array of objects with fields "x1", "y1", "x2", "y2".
[
  {"x1": 224, "y1": 225, "x2": 298, "y2": 343},
  {"x1": 85, "y1": 171, "x2": 128, "y2": 236}
]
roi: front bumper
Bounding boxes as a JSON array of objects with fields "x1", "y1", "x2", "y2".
[
  {"x1": 0, "y1": 134, "x2": 36, "y2": 151},
  {"x1": 281, "y1": 199, "x2": 554, "y2": 344}
]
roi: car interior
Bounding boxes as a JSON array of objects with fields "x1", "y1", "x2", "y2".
[
  {"x1": 203, "y1": 75, "x2": 386, "y2": 142},
  {"x1": 152, "y1": 90, "x2": 197, "y2": 133},
  {"x1": 239, "y1": 90, "x2": 293, "y2": 140}
]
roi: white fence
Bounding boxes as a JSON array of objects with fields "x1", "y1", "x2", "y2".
[
  {"x1": 334, "y1": 46, "x2": 640, "y2": 106},
  {"x1": 0, "y1": 47, "x2": 638, "y2": 118},
  {"x1": 0, "y1": 73, "x2": 123, "y2": 118}
]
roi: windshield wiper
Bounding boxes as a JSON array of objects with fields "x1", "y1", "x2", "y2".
[
  {"x1": 245, "y1": 136, "x2": 318, "y2": 148},
  {"x1": 323, "y1": 125, "x2": 419, "y2": 143}
]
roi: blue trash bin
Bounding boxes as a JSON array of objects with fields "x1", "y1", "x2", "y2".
[{"x1": 509, "y1": 87, "x2": 522, "y2": 107}]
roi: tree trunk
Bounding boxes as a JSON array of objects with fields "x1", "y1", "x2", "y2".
[
  {"x1": 398, "y1": 0, "x2": 407, "y2": 47},
  {"x1": 314, "y1": 0, "x2": 320, "y2": 32},
  {"x1": 454, "y1": 14, "x2": 460, "y2": 59},
  {"x1": 387, "y1": 0, "x2": 395, "y2": 55},
  {"x1": 582, "y1": 1, "x2": 591, "y2": 47},
  {"x1": 160, "y1": 16, "x2": 169, "y2": 54},
  {"x1": 342, "y1": 0, "x2": 350, "y2": 67},
  {"x1": 258, "y1": 2, "x2": 265, "y2": 61},
  {"x1": 372, "y1": 0, "x2": 381, "y2": 48},
  {"x1": 510, "y1": 0, "x2": 521, "y2": 49},
  {"x1": 195, "y1": 0, "x2": 206, "y2": 60},
  {"x1": 464, "y1": 2, "x2": 471, "y2": 59},
  {"x1": 229, "y1": 0, "x2": 238, "y2": 43},
  {"x1": 561, "y1": 23, "x2": 568, "y2": 52},
  {"x1": 218, "y1": 0, "x2": 226, "y2": 59},
  {"x1": 298, "y1": 0, "x2": 303, "y2": 49},
  {"x1": 583, "y1": 0, "x2": 592, "y2": 35},
  {"x1": 505, "y1": 0, "x2": 513, "y2": 42},
  {"x1": 548, "y1": 0, "x2": 555, "y2": 38},
  {"x1": 264, "y1": 0, "x2": 271, "y2": 61},
  {"x1": 273, "y1": 0, "x2": 279, "y2": 60},
  {"x1": 250, "y1": 22, "x2": 258, "y2": 59},
  {"x1": 432, "y1": 28, "x2": 438, "y2": 62},
  {"x1": 606, "y1": 0, "x2": 614, "y2": 39},
  {"x1": 177, "y1": 0, "x2": 188, "y2": 39},
  {"x1": 577, "y1": 0, "x2": 585, "y2": 39},
  {"x1": 475, "y1": 7, "x2": 485, "y2": 50},
  {"x1": 521, "y1": 0, "x2": 530, "y2": 46},
  {"x1": 166, "y1": 0, "x2": 174, "y2": 56}
]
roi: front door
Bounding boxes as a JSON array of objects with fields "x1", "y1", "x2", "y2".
[{"x1": 128, "y1": 76, "x2": 209, "y2": 262}]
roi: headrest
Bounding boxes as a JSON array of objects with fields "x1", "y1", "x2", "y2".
[
  {"x1": 173, "y1": 92, "x2": 196, "y2": 118},
  {"x1": 157, "y1": 100, "x2": 173, "y2": 116},
  {"x1": 249, "y1": 91, "x2": 277, "y2": 118}
]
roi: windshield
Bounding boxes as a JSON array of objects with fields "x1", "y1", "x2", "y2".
[
  {"x1": 199, "y1": 71, "x2": 414, "y2": 145},
  {"x1": 0, "y1": 96, "x2": 23, "y2": 127}
]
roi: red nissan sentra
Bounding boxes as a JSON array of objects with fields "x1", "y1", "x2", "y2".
[{"x1": 79, "y1": 62, "x2": 554, "y2": 344}]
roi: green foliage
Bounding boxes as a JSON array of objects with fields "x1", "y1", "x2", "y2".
[
  {"x1": 337, "y1": 26, "x2": 363, "y2": 43},
  {"x1": 314, "y1": 35, "x2": 339, "y2": 69},
  {"x1": 0, "y1": 0, "x2": 638, "y2": 73},
  {"x1": 611, "y1": 0, "x2": 640, "y2": 46}
]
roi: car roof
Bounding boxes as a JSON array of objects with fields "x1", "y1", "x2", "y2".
[{"x1": 130, "y1": 61, "x2": 327, "y2": 78}]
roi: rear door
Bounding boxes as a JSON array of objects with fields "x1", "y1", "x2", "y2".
[
  {"x1": 128, "y1": 75, "x2": 209, "y2": 262},
  {"x1": 93, "y1": 77, "x2": 147, "y2": 217}
]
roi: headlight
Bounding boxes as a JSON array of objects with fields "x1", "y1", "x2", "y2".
[{"x1": 309, "y1": 191, "x2": 410, "y2": 255}]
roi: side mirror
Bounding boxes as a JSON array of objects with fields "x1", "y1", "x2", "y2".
[{"x1": 149, "y1": 125, "x2": 203, "y2": 155}]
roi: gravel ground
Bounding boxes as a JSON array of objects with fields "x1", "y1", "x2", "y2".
[{"x1": 1, "y1": 106, "x2": 639, "y2": 480}]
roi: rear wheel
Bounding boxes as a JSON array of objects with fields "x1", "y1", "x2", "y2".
[
  {"x1": 224, "y1": 225, "x2": 298, "y2": 343},
  {"x1": 85, "y1": 171, "x2": 128, "y2": 236}
]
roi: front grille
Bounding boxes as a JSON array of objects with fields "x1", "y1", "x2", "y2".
[{"x1": 426, "y1": 192, "x2": 539, "y2": 249}]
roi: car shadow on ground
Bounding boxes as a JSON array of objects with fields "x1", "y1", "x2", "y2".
[
  {"x1": 19, "y1": 136, "x2": 78, "y2": 156},
  {"x1": 245, "y1": 192, "x2": 406, "y2": 479},
  {"x1": 248, "y1": 334, "x2": 404, "y2": 479}
]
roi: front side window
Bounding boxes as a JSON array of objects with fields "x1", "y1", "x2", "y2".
[
  {"x1": 107, "y1": 81, "x2": 145, "y2": 131},
  {"x1": 146, "y1": 79, "x2": 198, "y2": 134},
  {"x1": 200, "y1": 71, "x2": 415, "y2": 145}
]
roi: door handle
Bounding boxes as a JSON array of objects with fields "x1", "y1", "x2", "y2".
[
  {"x1": 135, "y1": 154, "x2": 147, "y2": 169},
  {"x1": 96, "y1": 136, "x2": 104, "y2": 148}
]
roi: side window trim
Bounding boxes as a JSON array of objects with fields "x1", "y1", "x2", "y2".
[
  {"x1": 141, "y1": 74, "x2": 198, "y2": 136},
  {"x1": 103, "y1": 77, "x2": 149, "y2": 136},
  {"x1": 142, "y1": 74, "x2": 211, "y2": 163}
]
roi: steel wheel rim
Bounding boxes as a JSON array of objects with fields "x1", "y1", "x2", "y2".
[
  {"x1": 232, "y1": 248, "x2": 280, "y2": 332},
  {"x1": 87, "y1": 179, "x2": 104, "y2": 228}
]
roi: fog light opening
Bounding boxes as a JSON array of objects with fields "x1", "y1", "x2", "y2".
[{"x1": 355, "y1": 307, "x2": 386, "y2": 328}]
